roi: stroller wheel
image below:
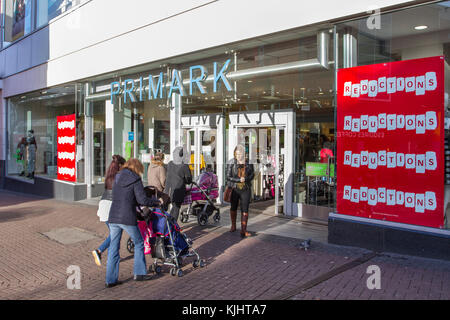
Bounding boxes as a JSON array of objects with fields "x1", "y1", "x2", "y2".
[
  {"x1": 127, "y1": 238, "x2": 134, "y2": 254},
  {"x1": 193, "y1": 260, "x2": 199, "y2": 268},
  {"x1": 197, "y1": 212, "x2": 208, "y2": 226},
  {"x1": 154, "y1": 265, "x2": 162, "y2": 274},
  {"x1": 170, "y1": 268, "x2": 176, "y2": 276},
  {"x1": 213, "y1": 211, "x2": 220, "y2": 223},
  {"x1": 177, "y1": 269, "x2": 183, "y2": 277},
  {"x1": 199, "y1": 259, "x2": 206, "y2": 268}
]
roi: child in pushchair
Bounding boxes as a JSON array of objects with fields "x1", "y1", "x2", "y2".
[
  {"x1": 126, "y1": 186, "x2": 205, "y2": 277},
  {"x1": 180, "y1": 169, "x2": 221, "y2": 226}
]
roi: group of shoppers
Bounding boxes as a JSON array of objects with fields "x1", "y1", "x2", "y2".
[{"x1": 93, "y1": 144, "x2": 254, "y2": 288}]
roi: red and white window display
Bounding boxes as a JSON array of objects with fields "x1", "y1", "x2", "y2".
[
  {"x1": 337, "y1": 56, "x2": 445, "y2": 228},
  {"x1": 57, "y1": 114, "x2": 77, "y2": 182}
]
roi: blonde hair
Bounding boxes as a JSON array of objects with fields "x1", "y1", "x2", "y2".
[
  {"x1": 151, "y1": 152, "x2": 165, "y2": 166},
  {"x1": 122, "y1": 158, "x2": 144, "y2": 176},
  {"x1": 234, "y1": 144, "x2": 245, "y2": 159}
]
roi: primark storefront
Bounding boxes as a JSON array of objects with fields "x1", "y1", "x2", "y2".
[{"x1": 4, "y1": 1, "x2": 450, "y2": 258}]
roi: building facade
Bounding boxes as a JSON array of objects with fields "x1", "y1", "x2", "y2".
[{"x1": 1, "y1": 0, "x2": 449, "y2": 259}]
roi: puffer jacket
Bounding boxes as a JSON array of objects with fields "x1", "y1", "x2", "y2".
[
  {"x1": 108, "y1": 169, "x2": 159, "y2": 226},
  {"x1": 226, "y1": 158, "x2": 255, "y2": 189}
]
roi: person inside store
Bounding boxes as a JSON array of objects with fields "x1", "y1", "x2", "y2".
[
  {"x1": 226, "y1": 144, "x2": 255, "y2": 238},
  {"x1": 92, "y1": 154, "x2": 126, "y2": 267},
  {"x1": 26, "y1": 129, "x2": 37, "y2": 179},
  {"x1": 164, "y1": 146, "x2": 192, "y2": 222},
  {"x1": 303, "y1": 133, "x2": 316, "y2": 163},
  {"x1": 319, "y1": 134, "x2": 334, "y2": 163},
  {"x1": 105, "y1": 158, "x2": 160, "y2": 287},
  {"x1": 16, "y1": 137, "x2": 27, "y2": 176}
]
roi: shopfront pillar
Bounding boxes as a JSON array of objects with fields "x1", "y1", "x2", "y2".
[
  {"x1": 84, "y1": 83, "x2": 94, "y2": 198},
  {"x1": 170, "y1": 93, "x2": 182, "y2": 155},
  {"x1": 105, "y1": 99, "x2": 114, "y2": 171}
]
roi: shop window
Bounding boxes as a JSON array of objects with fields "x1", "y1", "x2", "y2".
[
  {"x1": 3, "y1": 0, "x2": 32, "y2": 46},
  {"x1": 336, "y1": 0, "x2": 450, "y2": 229},
  {"x1": 135, "y1": 100, "x2": 171, "y2": 184},
  {"x1": 93, "y1": 101, "x2": 106, "y2": 183},
  {"x1": 7, "y1": 85, "x2": 84, "y2": 183},
  {"x1": 37, "y1": 0, "x2": 83, "y2": 28}
]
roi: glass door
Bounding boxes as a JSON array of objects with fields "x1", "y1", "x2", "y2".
[
  {"x1": 235, "y1": 125, "x2": 285, "y2": 215},
  {"x1": 228, "y1": 110, "x2": 294, "y2": 215},
  {"x1": 182, "y1": 127, "x2": 218, "y2": 180}
]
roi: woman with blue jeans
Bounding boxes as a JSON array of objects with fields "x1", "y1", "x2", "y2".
[
  {"x1": 92, "y1": 155, "x2": 126, "y2": 266},
  {"x1": 105, "y1": 158, "x2": 160, "y2": 288}
]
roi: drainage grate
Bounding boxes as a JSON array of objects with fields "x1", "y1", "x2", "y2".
[{"x1": 41, "y1": 227, "x2": 100, "y2": 245}]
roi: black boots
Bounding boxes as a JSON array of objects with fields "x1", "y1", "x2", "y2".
[{"x1": 230, "y1": 210, "x2": 237, "y2": 232}]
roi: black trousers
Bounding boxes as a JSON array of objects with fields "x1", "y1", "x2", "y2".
[
  {"x1": 170, "y1": 201, "x2": 183, "y2": 221},
  {"x1": 230, "y1": 187, "x2": 251, "y2": 213}
]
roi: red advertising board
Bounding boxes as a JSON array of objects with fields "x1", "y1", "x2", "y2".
[
  {"x1": 57, "y1": 114, "x2": 76, "y2": 182},
  {"x1": 337, "y1": 56, "x2": 445, "y2": 228}
]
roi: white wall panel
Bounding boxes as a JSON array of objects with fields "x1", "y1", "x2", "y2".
[
  {"x1": 48, "y1": 0, "x2": 214, "y2": 59},
  {"x1": 16, "y1": 37, "x2": 32, "y2": 72},
  {"x1": 4, "y1": 44, "x2": 17, "y2": 76},
  {"x1": 2, "y1": 0, "x2": 417, "y2": 97},
  {"x1": 31, "y1": 29, "x2": 50, "y2": 66}
]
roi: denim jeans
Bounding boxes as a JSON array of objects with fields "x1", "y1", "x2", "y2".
[
  {"x1": 97, "y1": 222, "x2": 110, "y2": 253},
  {"x1": 105, "y1": 223, "x2": 147, "y2": 284}
]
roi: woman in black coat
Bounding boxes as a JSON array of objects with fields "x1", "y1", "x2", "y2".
[
  {"x1": 105, "y1": 158, "x2": 159, "y2": 287},
  {"x1": 226, "y1": 144, "x2": 255, "y2": 238},
  {"x1": 164, "y1": 146, "x2": 192, "y2": 222}
]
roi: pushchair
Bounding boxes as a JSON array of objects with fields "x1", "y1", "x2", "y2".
[
  {"x1": 126, "y1": 207, "x2": 205, "y2": 277},
  {"x1": 126, "y1": 187, "x2": 205, "y2": 277},
  {"x1": 180, "y1": 171, "x2": 221, "y2": 226}
]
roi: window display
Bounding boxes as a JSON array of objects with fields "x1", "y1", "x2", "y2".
[
  {"x1": 7, "y1": 85, "x2": 83, "y2": 182},
  {"x1": 3, "y1": 0, "x2": 32, "y2": 45}
]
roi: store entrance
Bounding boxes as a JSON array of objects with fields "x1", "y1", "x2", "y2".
[
  {"x1": 243, "y1": 126, "x2": 285, "y2": 214},
  {"x1": 228, "y1": 110, "x2": 295, "y2": 216},
  {"x1": 181, "y1": 114, "x2": 225, "y2": 201}
]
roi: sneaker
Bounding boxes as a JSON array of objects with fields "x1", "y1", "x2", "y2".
[{"x1": 92, "y1": 250, "x2": 102, "y2": 266}]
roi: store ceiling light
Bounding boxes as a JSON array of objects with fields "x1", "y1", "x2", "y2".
[{"x1": 414, "y1": 25, "x2": 428, "y2": 30}]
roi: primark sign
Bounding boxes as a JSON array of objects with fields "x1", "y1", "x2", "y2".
[{"x1": 110, "y1": 59, "x2": 233, "y2": 104}]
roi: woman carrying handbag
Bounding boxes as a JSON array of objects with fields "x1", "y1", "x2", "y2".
[{"x1": 226, "y1": 144, "x2": 255, "y2": 238}]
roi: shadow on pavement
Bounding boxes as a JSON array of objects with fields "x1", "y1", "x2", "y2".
[
  {"x1": 0, "y1": 190, "x2": 49, "y2": 207},
  {"x1": 0, "y1": 206, "x2": 52, "y2": 223}
]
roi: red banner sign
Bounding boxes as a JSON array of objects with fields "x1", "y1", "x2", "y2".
[
  {"x1": 57, "y1": 114, "x2": 76, "y2": 182},
  {"x1": 337, "y1": 56, "x2": 445, "y2": 228}
]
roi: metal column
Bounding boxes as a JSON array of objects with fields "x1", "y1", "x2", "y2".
[
  {"x1": 343, "y1": 28, "x2": 358, "y2": 68},
  {"x1": 84, "y1": 83, "x2": 94, "y2": 198}
]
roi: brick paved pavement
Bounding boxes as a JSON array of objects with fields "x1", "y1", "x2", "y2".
[{"x1": 0, "y1": 190, "x2": 449, "y2": 300}]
